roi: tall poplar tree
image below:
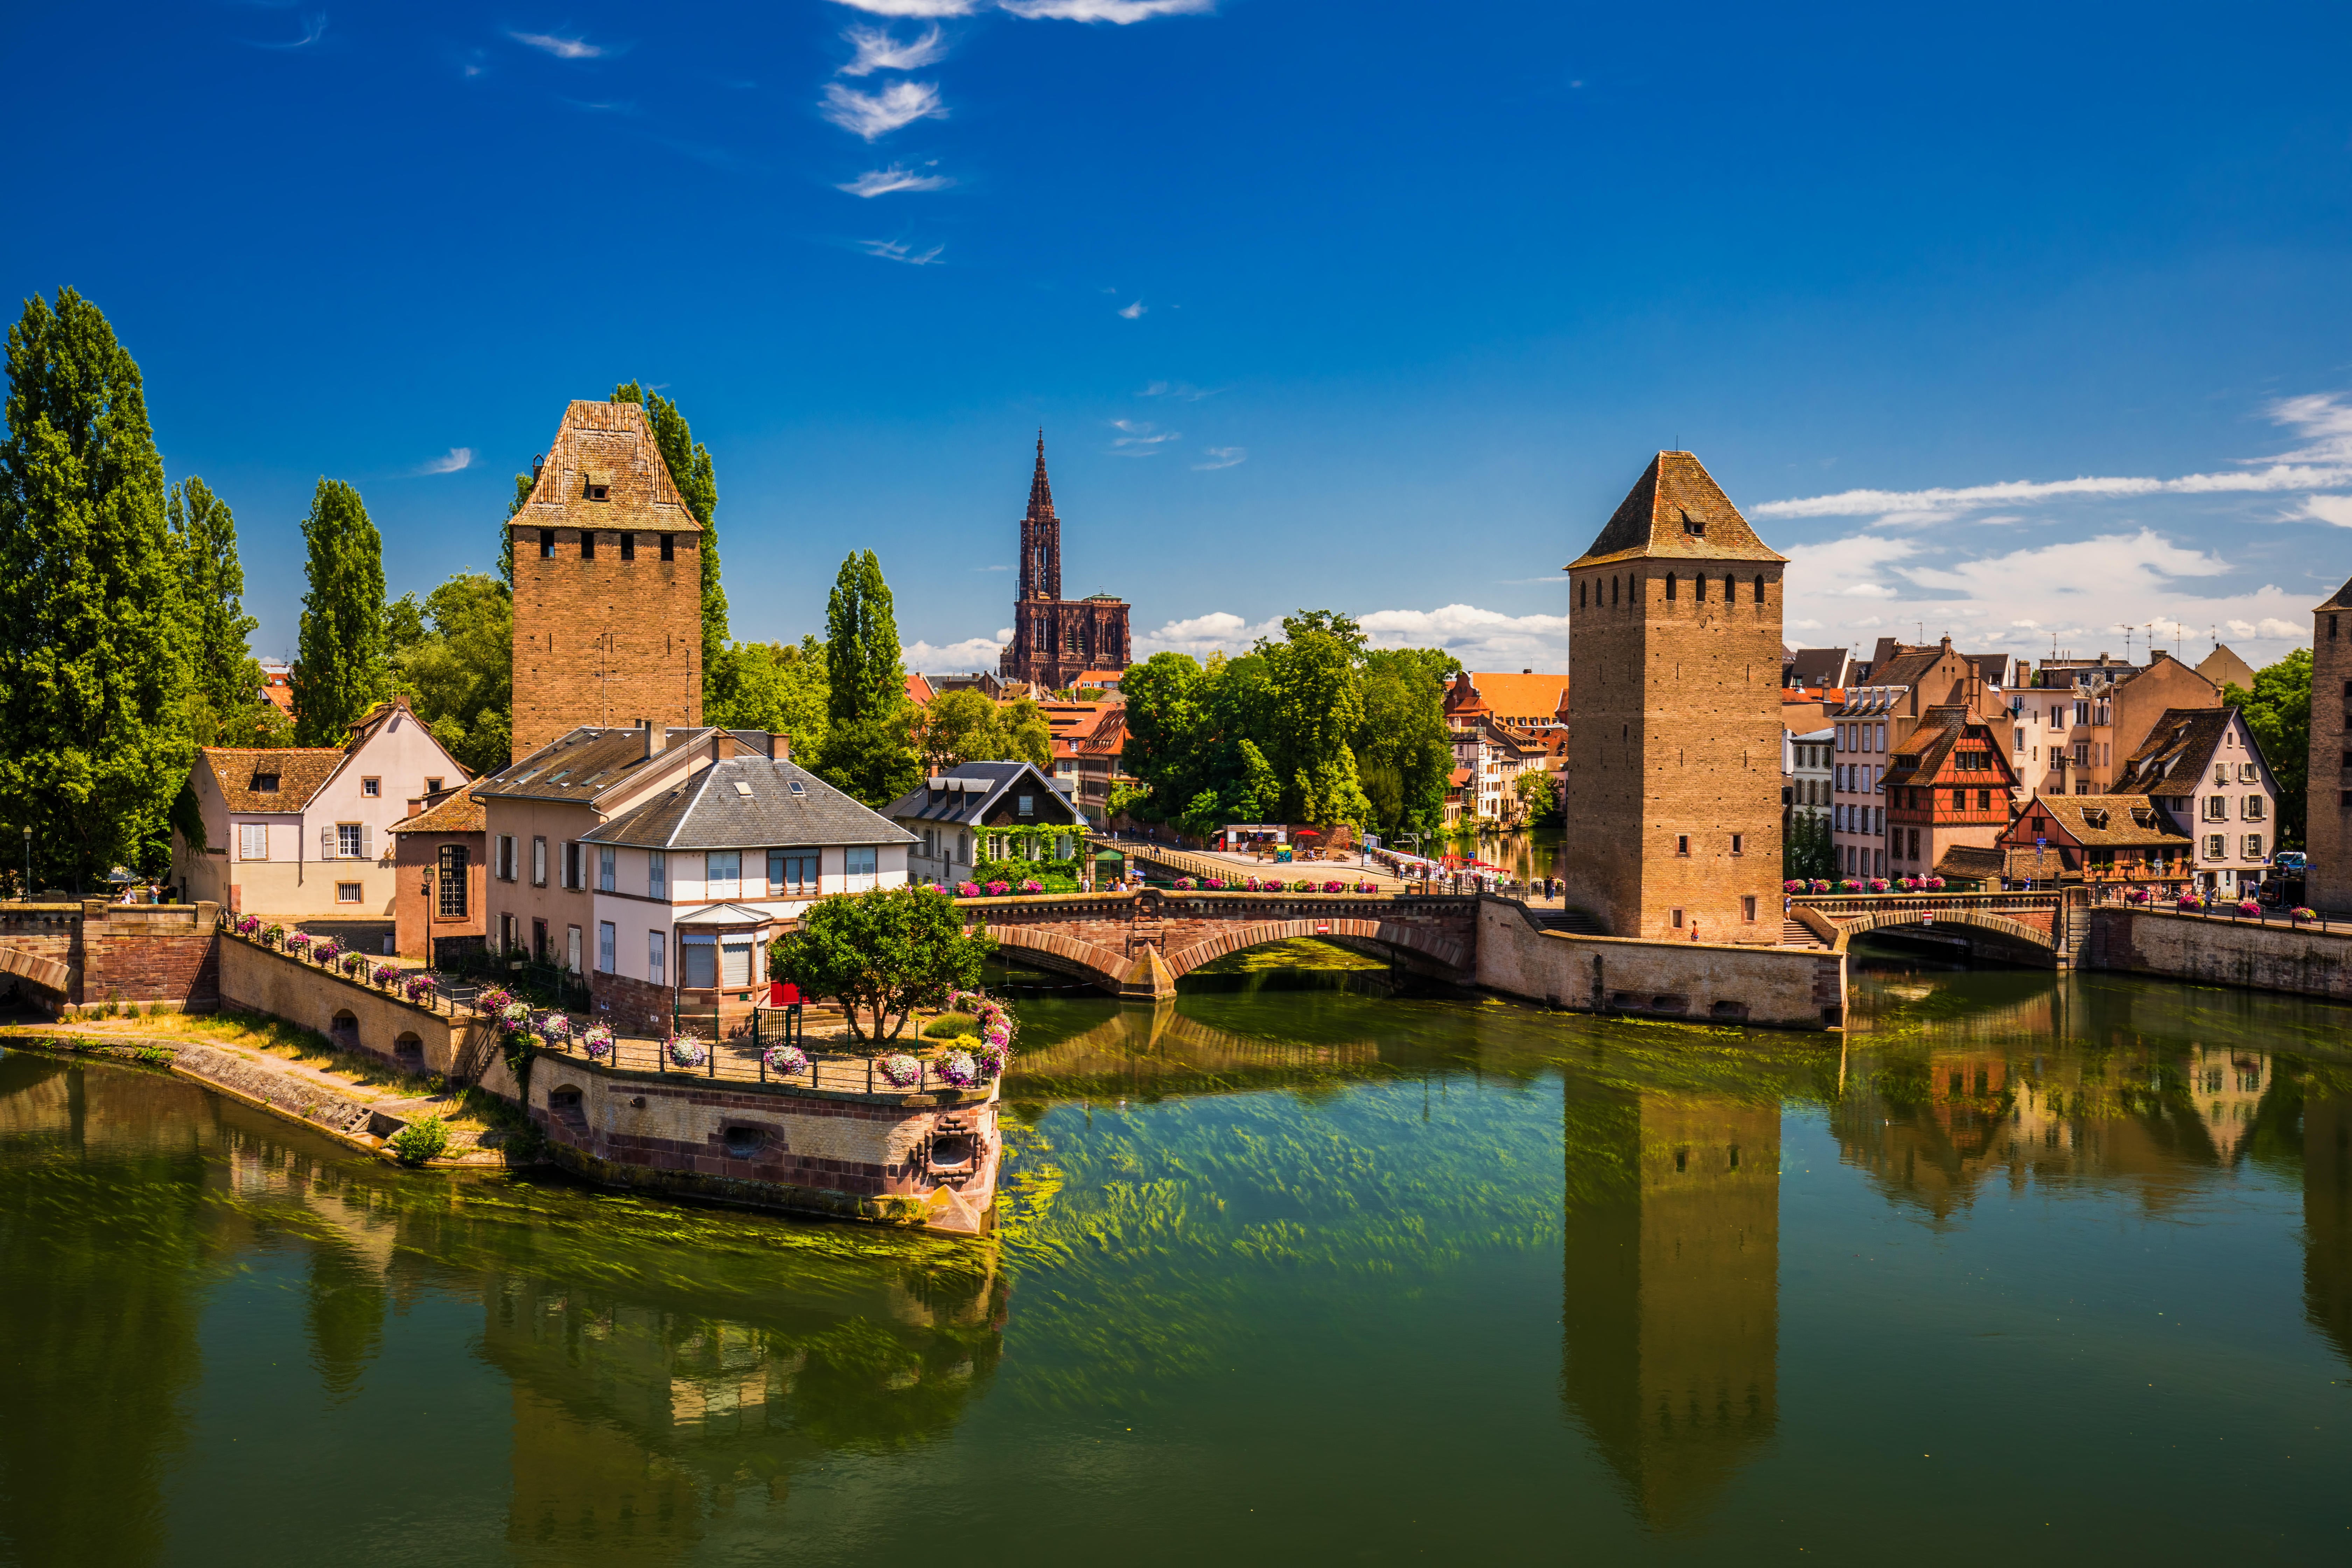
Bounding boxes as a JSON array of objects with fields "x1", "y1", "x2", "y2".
[
  {"x1": 289, "y1": 478, "x2": 388, "y2": 746},
  {"x1": 167, "y1": 477, "x2": 265, "y2": 738},
  {"x1": 814, "y1": 550, "x2": 919, "y2": 806},
  {"x1": 611, "y1": 381, "x2": 727, "y2": 690},
  {"x1": 0, "y1": 288, "x2": 191, "y2": 887}
]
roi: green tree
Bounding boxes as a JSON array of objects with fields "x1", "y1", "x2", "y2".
[
  {"x1": 2227, "y1": 647, "x2": 2311, "y2": 850},
  {"x1": 165, "y1": 476, "x2": 265, "y2": 747},
  {"x1": 914, "y1": 688, "x2": 1006, "y2": 770},
  {"x1": 768, "y1": 885, "x2": 994, "y2": 1043},
  {"x1": 611, "y1": 381, "x2": 727, "y2": 690},
  {"x1": 1002, "y1": 695, "x2": 1054, "y2": 771},
  {"x1": 0, "y1": 288, "x2": 191, "y2": 886},
  {"x1": 814, "y1": 551, "x2": 919, "y2": 805},
  {"x1": 707, "y1": 635, "x2": 831, "y2": 758},
  {"x1": 289, "y1": 478, "x2": 388, "y2": 745},
  {"x1": 392, "y1": 572, "x2": 513, "y2": 776},
  {"x1": 1784, "y1": 812, "x2": 1836, "y2": 880},
  {"x1": 1357, "y1": 648, "x2": 1454, "y2": 835}
]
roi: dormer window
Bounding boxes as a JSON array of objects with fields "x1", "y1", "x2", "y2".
[
  {"x1": 584, "y1": 468, "x2": 612, "y2": 502},
  {"x1": 251, "y1": 772, "x2": 279, "y2": 793},
  {"x1": 1680, "y1": 509, "x2": 1704, "y2": 539}
]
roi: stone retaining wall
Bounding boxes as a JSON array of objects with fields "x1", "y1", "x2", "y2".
[
  {"x1": 1474, "y1": 897, "x2": 1844, "y2": 1029},
  {"x1": 217, "y1": 933, "x2": 500, "y2": 1082},
  {"x1": 2088, "y1": 907, "x2": 2352, "y2": 1001},
  {"x1": 0, "y1": 901, "x2": 222, "y2": 1010}
]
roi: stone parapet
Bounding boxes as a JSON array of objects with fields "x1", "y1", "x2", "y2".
[{"x1": 1473, "y1": 897, "x2": 1844, "y2": 1029}]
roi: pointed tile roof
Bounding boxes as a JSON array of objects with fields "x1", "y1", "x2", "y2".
[
  {"x1": 1566, "y1": 451, "x2": 1786, "y2": 570},
  {"x1": 2317, "y1": 574, "x2": 2352, "y2": 612},
  {"x1": 511, "y1": 399, "x2": 701, "y2": 536},
  {"x1": 1028, "y1": 431, "x2": 1056, "y2": 520}
]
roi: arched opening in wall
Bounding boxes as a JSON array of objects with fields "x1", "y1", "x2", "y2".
[
  {"x1": 393, "y1": 1031, "x2": 424, "y2": 1068},
  {"x1": 547, "y1": 1085, "x2": 588, "y2": 1133},
  {"x1": 1755, "y1": 574, "x2": 1766, "y2": 601},
  {"x1": 1724, "y1": 573, "x2": 1736, "y2": 602},
  {"x1": 721, "y1": 1124, "x2": 771, "y2": 1160},
  {"x1": 330, "y1": 1010, "x2": 358, "y2": 1049},
  {"x1": 1665, "y1": 573, "x2": 1677, "y2": 601},
  {"x1": 1710, "y1": 1000, "x2": 1750, "y2": 1022}
]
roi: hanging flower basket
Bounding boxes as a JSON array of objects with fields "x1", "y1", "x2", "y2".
[
  {"x1": 666, "y1": 1032, "x2": 708, "y2": 1068},
  {"x1": 1174, "y1": 876, "x2": 1198, "y2": 890},
  {"x1": 1896, "y1": 876, "x2": 1920, "y2": 891},
  {"x1": 1866, "y1": 878, "x2": 1890, "y2": 893},
  {"x1": 938, "y1": 1048, "x2": 980, "y2": 1087},
  {"x1": 985, "y1": 880, "x2": 1010, "y2": 897},
  {"x1": 1202, "y1": 877, "x2": 1226, "y2": 890},
  {"x1": 2124, "y1": 887, "x2": 2150, "y2": 904},
  {"x1": 762, "y1": 1042, "x2": 808, "y2": 1074},
  {"x1": 1809, "y1": 880, "x2": 1832, "y2": 894},
  {"x1": 1293, "y1": 878, "x2": 1317, "y2": 892},
  {"x1": 313, "y1": 939, "x2": 342, "y2": 966},
  {"x1": 876, "y1": 1052, "x2": 922, "y2": 1088},
  {"x1": 372, "y1": 962, "x2": 401, "y2": 987},
  {"x1": 1924, "y1": 876, "x2": 1946, "y2": 890},
  {"x1": 956, "y1": 881, "x2": 982, "y2": 897},
  {"x1": 475, "y1": 986, "x2": 513, "y2": 1015},
  {"x1": 2236, "y1": 898, "x2": 2262, "y2": 916},
  {"x1": 1837, "y1": 879, "x2": 1863, "y2": 892},
  {"x1": 285, "y1": 931, "x2": 313, "y2": 953},
  {"x1": 1784, "y1": 880, "x2": 1806, "y2": 894},
  {"x1": 1018, "y1": 878, "x2": 1044, "y2": 894},
  {"x1": 2176, "y1": 893, "x2": 2204, "y2": 910},
  {"x1": 401, "y1": 975, "x2": 437, "y2": 1006},
  {"x1": 580, "y1": 1024, "x2": 615, "y2": 1061},
  {"x1": 497, "y1": 1001, "x2": 532, "y2": 1034},
  {"x1": 2293, "y1": 906, "x2": 2317, "y2": 921},
  {"x1": 536, "y1": 1011, "x2": 574, "y2": 1044}
]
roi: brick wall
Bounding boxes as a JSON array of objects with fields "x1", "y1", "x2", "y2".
[
  {"x1": 510, "y1": 400, "x2": 705, "y2": 759},
  {"x1": 392, "y1": 829, "x2": 486, "y2": 959},
  {"x1": 0, "y1": 902, "x2": 222, "y2": 1010},
  {"x1": 2314, "y1": 595, "x2": 2352, "y2": 912}
]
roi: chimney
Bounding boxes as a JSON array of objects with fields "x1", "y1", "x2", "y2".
[
  {"x1": 406, "y1": 798, "x2": 422, "y2": 819},
  {"x1": 769, "y1": 732, "x2": 791, "y2": 762},
  {"x1": 639, "y1": 719, "x2": 666, "y2": 760}
]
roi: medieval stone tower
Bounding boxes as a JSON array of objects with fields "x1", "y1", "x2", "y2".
[
  {"x1": 2311, "y1": 576, "x2": 2352, "y2": 912},
  {"x1": 1562, "y1": 453, "x2": 1787, "y2": 943},
  {"x1": 509, "y1": 400, "x2": 704, "y2": 760}
]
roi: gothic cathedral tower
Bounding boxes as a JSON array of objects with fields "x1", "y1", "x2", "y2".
[
  {"x1": 2311, "y1": 578, "x2": 2352, "y2": 912},
  {"x1": 999, "y1": 434, "x2": 1133, "y2": 691},
  {"x1": 1017, "y1": 433, "x2": 1061, "y2": 603},
  {"x1": 1561, "y1": 453, "x2": 1787, "y2": 943},
  {"x1": 508, "y1": 400, "x2": 705, "y2": 760}
]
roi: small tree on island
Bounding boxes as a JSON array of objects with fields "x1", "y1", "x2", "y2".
[{"x1": 770, "y1": 886, "x2": 994, "y2": 1044}]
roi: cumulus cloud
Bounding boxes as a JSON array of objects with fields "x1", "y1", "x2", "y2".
[
  {"x1": 416, "y1": 447, "x2": 474, "y2": 475},
  {"x1": 1135, "y1": 611, "x2": 1281, "y2": 658},
  {"x1": 839, "y1": 162, "x2": 953, "y2": 196},
  {"x1": 1110, "y1": 419, "x2": 1178, "y2": 454},
  {"x1": 821, "y1": 79, "x2": 947, "y2": 140},
  {"x1": 902, "y1": 631, "x2": 1012, "y2": 670},
  {"x1": 860, "y1": 237, "x2": 946, "y2": 264},
  {"x1": 1193, "y1": 447, "x2": 1246, "y2": 470},
  {"x1": 1135, "y1": 604, "x2": 1575, "y2": 666},
  {"x1": 2300, "y1": 495, "x2": 2352, "y2": 528},
  {"x1": 840, "y1": 23, "x2": 948, "y2": 75},
  {"x1": 509, "y1": 29, "x2": 605, "y2": 59},
  {"x1": 1117, "y1": 301, "x2": 1147, "y2": 319}
]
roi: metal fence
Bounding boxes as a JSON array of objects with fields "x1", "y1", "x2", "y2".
[{"x1": 530, "y1": 1025, "x2": 989, "y2": 1096}]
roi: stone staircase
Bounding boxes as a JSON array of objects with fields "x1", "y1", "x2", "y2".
[
  {"x1": 1530, "y1": 908, "x2": 1609, "y2": 937},
  {"x1": 1780, "y1": 918, "x2": 1822, "y2": 948}
]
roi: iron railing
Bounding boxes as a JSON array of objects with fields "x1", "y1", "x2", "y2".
[{"x1": 531, "y1": 1024, "x2": 992, "y2": 1096}]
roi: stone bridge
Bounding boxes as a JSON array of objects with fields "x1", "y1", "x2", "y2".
[
  {"x1": 1790, "y1": 890, "x2": 2086, "y2": 967},
  {"x1": 960, "y1": 888, "x2": 1479, "y2": 999},
  {"x1": 0, "y1": 901, "x2": 223, "y2": 1012}
]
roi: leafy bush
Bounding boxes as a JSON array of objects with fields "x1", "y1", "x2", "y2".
[
  {"x1": 388, "y1": 1115, "x2": 450, "y2": 1165},
  {"x1": 924, "y1": 1011, "x2": 980, "y2": 1038}
]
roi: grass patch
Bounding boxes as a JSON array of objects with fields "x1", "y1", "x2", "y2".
[
  {"x1": 923, "y1": 1011, "x2": 979, "y2": 1039},
  {"x1": 1188, "y1": 937, "x2": 1390, "y2": 976}
]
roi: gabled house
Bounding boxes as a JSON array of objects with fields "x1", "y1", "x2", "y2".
[
  {"x1": 388, "y1": 786, "x2": 486, "y2": 964},
  {"x1": 1997, "y1": 793, "x2": 2194, "y2": 889},
  {"x1": 171, "y1": 696, "x2": 469, "y2": 931},
  {"x1": 1882, "y1": 704, "x2": 2022, "y2": 881},
  {"x1": 882, "y1": 761, "x2": 1082, "y2": 887},
  {"x1": 2111, "y1": 706, "x2": 2281, "y2": 894},
  {"x1": 577, "y1": 754, "x2": 914, "y2": 1037}
]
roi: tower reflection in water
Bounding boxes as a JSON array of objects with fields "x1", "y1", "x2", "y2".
[{"x1": 1559, "y1": 1077, "x2": 1780, "y2": 1532}]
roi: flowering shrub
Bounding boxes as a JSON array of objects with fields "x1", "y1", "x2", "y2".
[
  {"x1": 2294, "y1": 906, "x2": 2318, "y2": 920},
  {"x1": 496, "y1": 1001, "x2": 532, "y2": 1034},
  {"x1": 400, "y1": 975, "x2": 436, "y2": 1006},
  {"x1": 1018, "y1": 878, "x2": 1044, "y2": 894},
  {"x1": 1174, "y1": 876, "x2": 1197, "y2": 889},
  {"x1": 956, "y1": 881, "x2": 982, "y2": 896},
  {"x1": 1784, "y1": 880, "x2": 1806, "y2": 894},
  {"x1": 475, "y1": 986, "x2": 513, "y2": 1015},
  {"x1": 536, "y1": 1011, "x2": 574, "y2": 1043},
  {"x1": 2236, "y1": 898, "x2": 2262, "y2": 915},
  {"x1": 580, "y1": 1024, "x2": 615, "y2": 1060},
  {"x1": 762, "y1": 1042, "x2": 808, "y2": 1074},
  {"x1": 985, "y1": 880, "x2": 1010, "y2": 897},
  {"x1": 877, "y1": 1051, "x2": 923, "y2": 1088},
  {"x1": 1924, "y1": 876, "x2": 1946, "y2": 890},
  {"x1": 938, "y1": 1048, "x2": 981, "y2": 1087},
  {"x1": 666, "y1": 1032, "x2": 708, "y2": 1068},
  {"x1": 1294, "y1": 878, "x2": 1316, "y2": 892},
  {"x1": 261, "y1": 922, "x2": 286, "y2": 947},
  {"x1": 286, "y1": 931, "x2": 313, "y2": 953}
]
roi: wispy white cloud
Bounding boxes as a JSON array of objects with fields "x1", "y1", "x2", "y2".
[
  {"x1": 838, "y1": 162, "x2": 953, "y2": 196},
  {"x1": 508, "y1": 29, "x2": 606, "y2": 59},
  {"x1": 1193, "y1": 446, "x2": 1246, "y2": 470},
  {"x1": 2301, "y1": 495, "x2": 2352, "y2": 528},
  {"x1": 974, "y1": 564, "x2": 1011, "y2": 571},
  {"x1": 831, "y1": 0, "x2": 981, "y2": 15},
  {"x1": 416, "y1": 447, "x2": 474, "y2": 476},
  {"x1": 563, "y1": 99, "x2": 638, "y2": 114},
  {"x1": 1117, "y1": 301, "x2": 1147, "y2": 319},
  {"x1": 902, "y1": 629, "x2": 1014, "y2": 671},
  {"x1": 1000, "y1": 0, "x2": 1216, "y2": 20},
  {"x1": 1141, "y1": 379, "x2": 1223, "y2": 401},
  {"x1": 861, "y1": 237, "x2": 947, "y2": 264},
  {"x1": 1110, "y1": 419, "x2": 1178, "y2": 454},
  {"x1": 1135, "y1": 611, "x2": 1281, "y2": 658},
  {"x1": 1758, "y1": 391, "x2": 2352, "y2": 526},
  {"x1": 250, "y1": 13, "x2": 327, "y2": 49},
  {"x1": 840, "y1": 23, "x2": 948, "y2": 75},
  {"x1": 822, "y1": 79, "x2": 947, "y2": 140}
]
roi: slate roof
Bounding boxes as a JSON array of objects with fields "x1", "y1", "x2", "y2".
[
  {"x1": 2315, "y1": 574, "x2": 2352, "y2": 612},
  {"x1": 581, "y1": 757, "x2": 914, "y2": 850},
  {"x1": 475, "y1": 726, "x2": 775, "y2": 805},
  {"x1": 388, "y1": 790, "x2": 485, "y2": 835},
  {"x1": 2112, "y1": 708, "x2": 2236, "y2": 798},
  {"x1": 1786, "y1": 648, "x2": 1853, "y2": 689},
  {"x1": 203, "y1": 747, "x2": 346, "y2": 812},
  {"x1": 881, "y1": 761, "x2": 1080, "y2": 829},
  {"x1": 1566, "y1": 451, "x2": 1786, "y2": 570}
]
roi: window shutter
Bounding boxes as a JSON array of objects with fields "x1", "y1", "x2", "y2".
[
  {"x1": 362, "y1": 825, "x2": 373, "y2": 860},
  {"x1": 320, "y1": 827, "x2": 334, "y2": 859}
]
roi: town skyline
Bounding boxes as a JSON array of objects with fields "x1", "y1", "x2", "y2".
[{"x1": 7, "y1": 0, "x2": 2350, "y2": 674}]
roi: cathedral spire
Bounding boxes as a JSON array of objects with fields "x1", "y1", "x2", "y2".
[{"x1": 1029, "y1": 429, "x2": 1055, "y2": 518}]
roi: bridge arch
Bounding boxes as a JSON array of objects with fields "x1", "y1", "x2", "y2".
[
  {"x1": 1162, "y1": 918, "x2": 1471, "y2": 982},
  {"x1": 0, "y1": 944, "x2": 72, "y2": 1000},
  {"x1": 982, "y1": 924, "x2": 1129, "y2": 991},
  {"x1": 1819, "y1": 906, "x2": 2057, "y2": 954}
]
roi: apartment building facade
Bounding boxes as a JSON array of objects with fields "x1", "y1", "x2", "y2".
[{"x1": 2111, "y1": 706, "x2": 2283, "y2": 894}]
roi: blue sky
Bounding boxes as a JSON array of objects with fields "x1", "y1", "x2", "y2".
[{"x1": 6, "y1": 0, "x2": 2352, "y2": 674}]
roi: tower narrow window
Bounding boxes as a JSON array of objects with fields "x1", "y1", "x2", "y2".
[
  {"x1": 580, "y1": 533, "x2": 595, "y2": 560},
  {"x1": 1665, "y1": 573, "x2": 1677, "y2": 601},
  {"x1": 620, "y1": 533, "x2": 635, "y2": 561},
  {"x1": 1611, "y1": 576, "x2": 1619, "y2": 606},
  {"x1": 1695, "y1": 574, "x2": 1706, "y2": 603},
  {"x1": 1754, "y1": 574, "x2": 1766, "y2": 601},
  {"x1": 1578, "y1": 580, "x2": 1587, "y2": 609},
  {"x1": 539, "y1": 528, "x2": 555, "y2": 558},
  {"x1": 659, "y1": 533, "x2": 675, "y2": 562},
  {"x1": 1725, "y1": 573, "x2": 1736, "y2": 602}
]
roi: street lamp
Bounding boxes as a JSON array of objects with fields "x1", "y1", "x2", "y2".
[{"x1": 20, "y1": 825, "x2": 28, "y2": 904}]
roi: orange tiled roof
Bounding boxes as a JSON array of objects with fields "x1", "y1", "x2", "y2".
[
  {"x1": 389, "y1": 790, "x2": 486, "y2": 834},
  {"x1": 203, "y1": 748, "x2": 345, "y2": 812}
]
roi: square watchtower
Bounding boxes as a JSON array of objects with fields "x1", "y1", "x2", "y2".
[
  {"x1": 1561, "y1": 453, "x2": 1787, "y2": 943},
  {"x1": 509, "y1": 400, "x2": 705, "y2": 761},
  {"x1": 2312, "y1": 577, "x2": 2352, "y2": 912}
]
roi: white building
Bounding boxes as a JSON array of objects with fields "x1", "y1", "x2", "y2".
[
  {"x1": 1785, "y1": 724, "x2": 1832, "y2": 824},
  {"x1": 880, "y1": 761, "x2": 1082, "y2": 887}
]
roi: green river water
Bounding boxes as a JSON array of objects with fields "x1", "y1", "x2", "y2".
[{"x1": 3, "y1": 948, "x2": 2349, "y2": 1565}]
